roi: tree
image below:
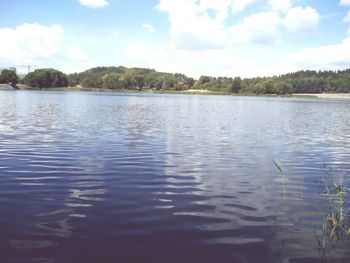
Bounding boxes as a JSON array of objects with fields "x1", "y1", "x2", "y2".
[
  {"x1": 81, "y1": 73, "x2": 103, "y2": 88},
  {"x1": 274, "y1": 81, "x2": 293, "y2": 95},
  {"x1": 67, "y1": 73, "x2": 81, "y2": 86},
  {"x1": 253, "y1": 82, "x2": 265, "y2": 94},
  {"x1": 103, "y1": 73, "x2": 127, "y2": 89},
  {"x1": 198, "y1": 76, "x2": 211, "y2": 85},
  {"x1": 232, "y1": 77, "x2": 241, "y2": 93},
  {"x1": 23, "y1": 68, "x2": 68, "y2": 88},
  {"x1": 0, "y1": 69, "x2": 18, "y2": 85}
]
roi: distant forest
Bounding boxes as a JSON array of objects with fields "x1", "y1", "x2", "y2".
[
  {"x1": 67, "y1": 66, "x2": 350, "y2": 94},
  {"x1": 16, "y1": 66, "x2": 350, "y2": 94}
]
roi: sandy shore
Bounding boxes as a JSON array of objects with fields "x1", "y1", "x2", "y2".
[
  {"x1": 0, "y1": 84, "x2": 16, "y2": 90},
  {"x1": 295, "y1": 93, "x2": 350, "y2": 99},
  {"x1": 0, "y1": 84, "x2": 30, "y2": 90},
  {"x1": 184, "y1": 89, "x2": 212, "y2": 93}
]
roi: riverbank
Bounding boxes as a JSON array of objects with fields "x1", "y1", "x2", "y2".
[
  {"x1": 294, "y1": 93, "x2": 350, "y2": 99},
  {"x1": 3, "y1": 84, "x2": 350, "y2": 100},
  {"x1": 0, "y1": 84, "x2": 29, "y2": 90},
  {"x1": 0, "y1": 84, "x2": 16, "y2": 90}
]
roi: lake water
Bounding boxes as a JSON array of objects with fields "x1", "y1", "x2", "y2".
[{"x1": 1, "y1": 90, "x2": 350, "y2": 263}]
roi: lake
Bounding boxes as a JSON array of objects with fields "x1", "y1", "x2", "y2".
[{"x1": 1, "y1": 90, "x2": 350, "y2": 263}]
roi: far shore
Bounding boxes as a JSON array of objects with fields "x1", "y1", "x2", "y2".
[
  {"x1": 294, "y1": 93, "x2": 350, "y2": 99},
  {"x1": 1, "y1": 84, "x2": 350, "y2": 100}
]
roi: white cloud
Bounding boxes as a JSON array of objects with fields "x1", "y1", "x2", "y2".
[
  {"x1": 268, "y1": 0, "x2": 291, "y2": 12},
  {"x1": 157, "y1": 0, "x2": 321, "y2": 50},
  {"x1": 79, "y1": 0, "x2": 108, "y2": 9},
  {"x1": 197, "y1": 0, "x2": 258, "y2": 16},
  {"x1": 123, "y1": 41, "x2": 255, "y2": 78},
  {"x1": 124, "y1": 43, "x2": 166, "y2": 62},
  {"x1": 0, "y1": 23, "x2": 63, "y2": 64},
  {"x1": 231, "y1": 0, "x2": 257, "y2": 13},
  {"x1": 66, "y1": 47, "x2": 89, "y2": 61},
  {"x1": 340, "y1": 0, "x2": 350, "y2": 6},
  {"x1": 286, "y1": 36, "x2": 350, "y2": 70},
  {"x1": 230, "y1": 11, "x2": 282, "y2": 44},
  {"x1": 59, "y1": 62, "x2": 96, "y2": 74},
  {"x1": 343, "y1": 10, "x2": 350, "y2": 23},
  {"x1": 198, "y1": 0, "x2": 231, "y2": 21},
  {"x1": 57, "y1": 61, "x2": 97, "y2": 74},
  {"x1": 124, "y1": 25, "x2": 350, "y2": 79},
  {"x1": 157, "y1": 0, "x2": 228, "y2": 50},
  {"x1": 142, "y1": 24, "x2": 156, "y2": 33},
  {"x1": 284, "y1": 6, "x2": 320, "y2": 33}
]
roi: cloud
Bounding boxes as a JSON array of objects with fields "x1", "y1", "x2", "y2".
[
  {"x1": 230, "y1": 11, "x2": 282, "y2": 44},
  {"x1": 268, "y1": 0, "x2": 291, "y2": 12},
  {"x1": 142, "y1": 24, "x2": 156, "y2": 33},
  {"x1": 157, "y1": 0, "x2": 321, "y2": 50},
  {"x1": 157, "y1": 0, "x2": 228, "y2": 50},
  {"x1": 286, "y1": 36, "x2": 350, "y2": 70},
  {"x1": 123, "y1": 41, "x2": 249, "y2": 78},
  {"x1": 59, "y1": 62, "x2": 96, "y2": 74},
  {"x1": 197, "y1": 0, "x2": 258, "y2": 16},
  {"x1": 340, "y1": 0, "x2": 350, "y2": 6},
  {"x1": 231, "y1": 0, "x2": 258, "y2": 13},
  {"x1": 79, "y1": 0, "x2": 108, "y2": 9},
  {"x1": 124, "y1": 43, "x2": 166, "y2": 62},
  {"x1": 0, "y1": 23, "x2": 63, "y2": 64},
  {"x1": 124, "y1": 24, "x2": 350, "y2": 79},
  {"x1": 344, "y1": 10, "x2": 350, "y2": 23},
  {"x1": 66, "y1": 47, "x2": 89, "y2": 61},
  {"x1": 284, "y1": 6, "x2": 320, "y2": 33}
]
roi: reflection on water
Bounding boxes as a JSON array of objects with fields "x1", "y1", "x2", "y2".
[{"x1": 0, "y1": 90, "x2": 350, "y2": 262}]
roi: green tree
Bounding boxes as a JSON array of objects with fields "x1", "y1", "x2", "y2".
[
  {"x1": 274, "y1": 81, "x2": 293, "y2": 95},
  {"x1": 103, "y1": 73, "x2": 127, "y2": 89},
  {"x1": 0, "y1": 69, "x2": 18, "y2": 85},
  {"x1": 67, "y1": 73, "x2": 81, "y2": 86},
  {"x1": 232, "y1": 77, "x2": 241, "y2": 93},
  {"x1": 198, "y1": 75, "x2": 211, "y2": 85},
  {"x1": 23, "y1": 68, "x2": 68, "y2": 88},
  {"x1": 253, "y1": 82, "x2": 265, "y2": 94}
]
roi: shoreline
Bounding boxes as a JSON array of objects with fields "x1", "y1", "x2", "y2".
[
  {"x1": 294, "y1": 93, "x2": 350, "y2": 100},
  {"x1": 1, "y1": 84, "x2": 350, "y2": 100}
]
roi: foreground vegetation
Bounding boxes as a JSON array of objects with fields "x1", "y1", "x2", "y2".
[
  {"x1": 316, "y1": 167, "x2": 350, "y2": 261},
  {"x1": 11, "y1": 66, "x2": 350, "y2": 94}
]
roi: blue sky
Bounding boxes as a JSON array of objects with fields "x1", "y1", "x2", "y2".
[{"x1": 1, "y1": 0, "x2": 350, "y2": 78}]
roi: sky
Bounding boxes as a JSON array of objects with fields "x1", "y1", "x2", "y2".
[{"x1": 0, "y1": 0, "x2": 350, "y2": 78}]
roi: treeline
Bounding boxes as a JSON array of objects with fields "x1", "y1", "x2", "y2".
[
  {"x1": 11, "y1": 66, "x2": 350, "y2": 94},
  {"x1": 195, "y1": 69, "x2": 350, "y2": 94},
  {"x1": 67, "y1": 66, "x2": 195, "y2": 91},
  {"x1": 68, "y1": 66, "x2": 350, "y2": 94}
]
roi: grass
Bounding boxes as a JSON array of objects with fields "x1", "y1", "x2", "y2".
[
  {"x1": 273, "y1": 160, "x2": 287, "y2": 200},
  {"x1": 315, "y1": 166, "x2": 350, "y2": 261},
  {"x1": 319, "y1": 168, "x2": 350, "y2": 241},
  {"x1": 292, "y1": 94, "x2": 319, "y2": 99},
  {"x1": 273, "y1": 161, "x2": 350, "y2": 261}
]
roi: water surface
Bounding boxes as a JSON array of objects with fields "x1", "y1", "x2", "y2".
[{"x1": 1, "y1": 90, "x2": 350, "y2": 263}]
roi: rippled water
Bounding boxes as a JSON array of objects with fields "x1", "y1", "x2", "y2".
[{"x1": 1, "y1": 90, "x2": 350, "y2": 263}]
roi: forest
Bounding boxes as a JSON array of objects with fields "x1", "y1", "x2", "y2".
[
  {"x1": 67, "y1": 66, "x2": 350, "y2": 94},
  {"x1": 11, "y1": 66, "x2": 350, "y2": 94}
]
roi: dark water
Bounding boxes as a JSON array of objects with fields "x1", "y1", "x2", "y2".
[{"x1": 1, "y1": 90, "x2": 350, "y2": 263}]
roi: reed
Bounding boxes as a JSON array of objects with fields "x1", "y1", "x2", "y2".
[
  {"x1": 316, "y1": 165, "x2": 350, "y2": 261},
  {"x1": 320, "y1": 168, "x2": 350, "y2": 241},
  {"x1": 273, "y1": 161, "x2": 350, "y2": 261}
]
